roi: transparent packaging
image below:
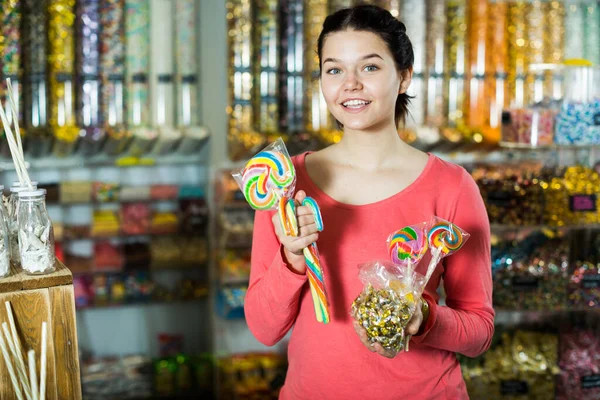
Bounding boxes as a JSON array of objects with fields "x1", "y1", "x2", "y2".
[
  {"x1": 231, "y1": 137, "x2": 296, "y2": 211},
  {"x1": 555, "y1": 66, "x2": 600, "y2": 145},
  {"x1": 18, "y1": 189, "x2": 55, "y2": 275},
  {"x1": 351, "y1": 260, "x2": 426, "y2": 353},
  {"x1": 0, "y1": 185, "x2": 10, "y2": 278},
  {"x1": 7, "y1": 182, "x2": 38, "y2": 266}
]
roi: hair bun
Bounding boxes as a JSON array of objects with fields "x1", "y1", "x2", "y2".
[{"x1": 397, "y1": 20, "x2": 407, "y2": 34}]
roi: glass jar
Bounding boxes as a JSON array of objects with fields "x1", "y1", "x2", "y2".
[
  {"x1": 555, "y1": 66, "x2": 600, "y2": 145},
  {"x1": 17, "y1": 189, "x2": 55, "y2": 275},
  {"x1": 0, "y1": 185, "x2": 10, "y2": 278},
  {"x1": 8, "y1": 182, "x2": 38, "y2": 266}
]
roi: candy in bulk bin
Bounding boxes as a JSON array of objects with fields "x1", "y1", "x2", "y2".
[
  {"x1": 493, "y1": 232, "x2": 569, "y2": 311},
  {"x1": 472, "y1": 163, "x2": 545, "y2": 226},
  {"x1": 557, "y1": 330, "x2": 600, "y2": 400},
  {"x1": 544, "y1": 166, "x2": 600, "y2": 226},
  {"x1": 462, "y1": 330, "x2": 559, "y2": 400},
  {"x1": 555, "y1": 65, "x2": 600, "y2": 145},
  {"x1": 569, "y1": 262, "x2": 600, "y2": 309},
  {"x1": 501, "y1": 103, "x2": 558, "y2": 146}
]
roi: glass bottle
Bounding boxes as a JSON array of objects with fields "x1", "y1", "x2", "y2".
[
  {"x1": 8, "y1": 182, "x2": 38, "y2": 266},
  {"x1": 18, "y1": 189, "x2": 55, "y2": 275},
  {"x1": 0, "y1": 185, "x2": 10, "y2": 278}
]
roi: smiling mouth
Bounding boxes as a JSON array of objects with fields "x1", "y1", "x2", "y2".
[{"x1": 342, "y1": 100, "x2": 372, "y2": 109}]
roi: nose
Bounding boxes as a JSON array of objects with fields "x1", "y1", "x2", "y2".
[{"x1": 343, "y1": 71, "x2": 362, "y2": 91}]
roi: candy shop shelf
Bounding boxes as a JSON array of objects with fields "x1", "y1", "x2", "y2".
[
  {"x1": 499, "y1": 142, "x2": 600, "y2": 151},
  {"x1": 491, "y1": 223, "x2": 600, "y2": 232},
  {"x1": 0, "y1": 153, "x2": 208, "y2": 171},
  {"x1": 72, "y1": 264, "x2": 209, "y2": 276},
  {"x1": 76, "y1": 297, "x2": 208, "y2": 311},
  {"x1": 60, "y1": 232, "x2": 200, "y2": 242},
  {"x1": 48, "y1": 198, "x2": 183, "y2": 207}
]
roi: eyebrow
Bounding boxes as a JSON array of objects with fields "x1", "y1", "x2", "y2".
[{"x1": 322, "y1": 53, "x2": 384, "y2": 64}]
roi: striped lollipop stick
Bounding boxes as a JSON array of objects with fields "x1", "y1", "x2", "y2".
[{"x1": 281, "y1": 196, "x2": 330, "y2": 324}]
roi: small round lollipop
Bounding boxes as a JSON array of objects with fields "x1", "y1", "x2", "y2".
[
  {"x1": 388, "y1": 224, "x2": 428, "y2": 265},
  {"x1": 424, "y1": 217, "x2": 470, "y2": 284},
  {"x1": 241, "y1": 150, "x2": 295, "y2": 210},
  {"x1": 427, "y1": 221, "x2": 466, "y2": 255}
]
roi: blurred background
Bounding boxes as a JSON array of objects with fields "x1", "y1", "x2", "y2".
[{"x1": 1, "y1": 0, "x2": 600, "y2": 399}]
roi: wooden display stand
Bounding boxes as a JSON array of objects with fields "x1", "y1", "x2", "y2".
[{"x1": 0, "y1": 260, "x2": 82, "y2": 400}]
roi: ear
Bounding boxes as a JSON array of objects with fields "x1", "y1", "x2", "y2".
[{"x1": 398, "y1": 66, "x2": 413, "y2": 94}]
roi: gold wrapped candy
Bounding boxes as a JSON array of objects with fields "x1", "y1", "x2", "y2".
[
  {"x1": 48, "y1": 0, "x2": 79, "y2": 156},
  {"x1": 351, "y1": 284, "x2": 416, "y2": 352}
]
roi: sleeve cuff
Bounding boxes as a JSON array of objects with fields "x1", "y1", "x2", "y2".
[{"x1": 411, "y1": 292, "x2": 438, "y2": 343}]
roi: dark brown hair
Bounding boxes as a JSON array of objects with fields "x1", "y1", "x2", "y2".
[{"x1": 317, "y1": 4, "x2": 414, "y2": 127}]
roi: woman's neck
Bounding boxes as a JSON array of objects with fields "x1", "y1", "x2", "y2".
[{"x1": 333, "y1": 125, "x2": 413, "y2": 171}]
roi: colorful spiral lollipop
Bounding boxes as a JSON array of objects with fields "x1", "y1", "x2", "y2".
[
  {"x1": 427, "y1": 221, "x2": 465, "y2": 255},
  {"x1": 241, "y1": 149, "x2": 295, "y2": 210},
  {"x1": 388, "y1": 224, "x2": 428, "y2": 265}
]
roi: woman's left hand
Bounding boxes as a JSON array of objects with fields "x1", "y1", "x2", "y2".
[{"x1": 353, "y1": 298, "x2": 425, "y2": 359}]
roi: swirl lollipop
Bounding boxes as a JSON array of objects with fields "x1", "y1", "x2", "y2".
[
  {"x1": 424, "y1": 216, "x2": 470, "y2": 283},
  {"x1": 240, "y1": 148, "x2": 296, "y2": 211},
  {"x1": 387, "y1": 223, "x2": 428, "y2": 266}
]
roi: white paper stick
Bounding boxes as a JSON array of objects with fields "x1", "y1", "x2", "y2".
[
  {"x1": 5, "y1": 302, "x2": 33, "y2": 398},
  {"x1": 28, "y1": 350, "x2": 39, "y2": 400},
  {"x1": 1, "y1": 81, "x2": 32, "y2": 188},
  {"x1": 2, "y1": 323, "x2": 32, "y2": 400},
  {"x1": 6, "y1": 79, "x2": 25, "y2": 157},
  {"x1": 0, "y1": 102, "x2": 25, "y2": 184},
  {"x1": 39, "y1": 322, "x2": 47, "y2": 400},
  {"x1": 0, "y1": 327, "x2": 25, "y2": 400}
]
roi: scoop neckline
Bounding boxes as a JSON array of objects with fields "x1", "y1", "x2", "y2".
[{"x1": 296, "y1": 151, "x2": 436, "y2": 211}]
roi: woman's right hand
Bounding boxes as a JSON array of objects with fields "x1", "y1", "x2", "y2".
[{"x1": 271, "y1": 190, "x2": 319, "y2": 274}]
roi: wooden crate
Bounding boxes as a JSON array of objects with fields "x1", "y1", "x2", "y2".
[{"x1": 0, "y1": 260, "x2": 82, "y2": 400}]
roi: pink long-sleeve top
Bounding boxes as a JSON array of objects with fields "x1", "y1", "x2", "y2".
[{"x1": 245, "y1": 152, "x2": 494, "y2": 399}]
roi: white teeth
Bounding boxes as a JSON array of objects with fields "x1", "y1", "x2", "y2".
[{"x1": 343, "y1": 100, "x2": 370, "y2": 107}]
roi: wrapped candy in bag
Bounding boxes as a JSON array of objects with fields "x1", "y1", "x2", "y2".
[
  {"x1": 351, "y1": 217, "x2": 470, "y2": 353},
  {"x1": 351, "y1": 260, "x2": 426, "y2": 352}
]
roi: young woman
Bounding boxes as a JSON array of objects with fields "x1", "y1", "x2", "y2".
[{"x1": 245, "y1": 5, "x2": 494, "y2": 399}]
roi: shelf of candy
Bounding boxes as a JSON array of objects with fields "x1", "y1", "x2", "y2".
[
  {"x1": 217, "y1": 209, "x2": 254, "y2": 249},
  {"x1": 81, "y1": 354, "x2": 153, "y2": 400},
  {"x1": 218, "y1": 353, "x2": 287, "y2": 400},
  {"x1": 472, "y1": 162, "x2": 546, "y2": 226},
  {"x1": 473, "y1": 163, "x2": 600, "y2": 228},
  {"x1": 557, "y1": 329, "x2": 600, "y2": 400},
  {"x1": 218, "y1": 249, "x2": 251, "y2": 285},
  {"x1": 461, "y1": 329, "x2": 559, "y2": 400},
  {"x1": 544, "y1": 166, "x2": 600, "y2": 227},
  {"x1": 569, "y1": 262, "x2": 600, "y2": 310},
  {"x1": 73, "y1": 271, "x2": 208, "y2": 309},
  {"x1": 492, "y1": 231, "x2": 569, "y2": 311}
]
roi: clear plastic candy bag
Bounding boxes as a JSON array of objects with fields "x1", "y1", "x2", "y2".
[
  {"x1": 351, "y1": 260, "x2": 426, "y2": 353},
  {"x1": 231, "y1": 137, "x2": 296, "y2": 211}
]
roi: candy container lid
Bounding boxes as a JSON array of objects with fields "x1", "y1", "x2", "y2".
[
  {"x1": 13, "y1": 181, "x2": 38, "y2": 187},
  {"x1": 18, "y1": 189, "x2": 47, "y2": 198},
  {"x1": 11, "y1": 184, "x2": 38, "y2": 193}
]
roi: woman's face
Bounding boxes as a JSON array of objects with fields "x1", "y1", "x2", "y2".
[{"x1": 320, "y1": 30, "x2": 409, "y2": 133}]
